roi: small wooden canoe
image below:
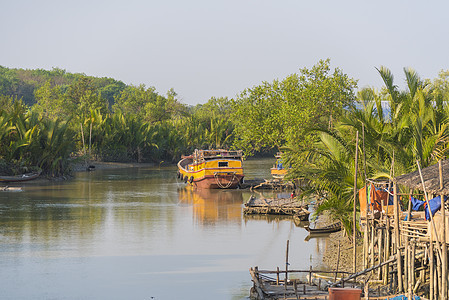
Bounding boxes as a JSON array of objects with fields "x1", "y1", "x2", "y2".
[
  {"x1": 304, "y1": 222, "x2": 342, "y2": 234},
  {"x1": 0, "y1": 171, "x2": 41, "y2": 182}
]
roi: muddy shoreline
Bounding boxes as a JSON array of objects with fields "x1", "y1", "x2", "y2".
[{"x1": 313, "y1": 212, "x2": 364, "y2": 273}]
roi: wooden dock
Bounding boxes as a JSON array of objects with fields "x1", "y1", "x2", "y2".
[
  {"x1": 249, "y1": 266, "x2": 359, "y2": 300},
  {"x1": 243, "y1": 196, "x2": 310, "y2": 221}
]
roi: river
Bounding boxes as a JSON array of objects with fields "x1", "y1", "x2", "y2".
[{"x1": 0, "y1": 158, "x2": 329, "y2": 300}]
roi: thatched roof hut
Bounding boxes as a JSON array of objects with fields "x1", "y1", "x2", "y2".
[{"x1": 394, "y1": 159, "x2": 449, "y2": 194}]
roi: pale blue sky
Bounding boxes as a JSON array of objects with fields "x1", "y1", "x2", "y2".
[{"x1": 1, "y1": 0, "x2": 448, "y2": 105}]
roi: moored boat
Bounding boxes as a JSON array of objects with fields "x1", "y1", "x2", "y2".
[
  {"x1": 0, "y1": 170, "x2": 41, "y2": 182},
  {"x1": 177, "y1": 149, "x2": 244, "y2": 189},
  {"x1": 271, "y1": 152, "x2": 288, "y2": 179},
  {"x1": 304, "y1": 222, "x2": 342, "y2": 234}
]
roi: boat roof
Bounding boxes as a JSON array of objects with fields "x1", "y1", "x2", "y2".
[{"x1": 197, "y1": 149, "x2": 243, "y2": 158}]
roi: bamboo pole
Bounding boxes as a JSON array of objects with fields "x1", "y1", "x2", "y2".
[
  {"x1": 442, "y1": 193, "x2": 447, "y2": 300},
  {"x1": 377, "y1": 226, "x2": 383, "y2": 279},
  {"x1": 404, "y1": 232, "x2": 409, "y2": 293},
  {"x1": 440, "y1": 161, "x2": 447, "y2": 300},
  {"x1": 407, "y1": 189, "x2": 412, "y2": 221},
  {"x1": 393, "y1": 182, "x2": 403, "y2": 292},
  {"x1": 430, "y1": 231, "x2": 434, "y2": 300},
  {"x1": 333, "y1": 254, "x2": 397, "y2": 287},
  {"x1": 363, "y1": 124, "x2": 369, "y2": 270},
  {"x1": 285, "y1": 240, "x2": 289, "y2": 282},
  {"x1": 370, "y1": 219, "x2": 374, "y2": 268},
  {"x1": 353, "y1": 130, "x2": 359, "y2": 274},
  {"x1": 411, "y1": 241, "x2": 416, "y2": 293},
  {"x1": 335, "y1": 240, "x2": 341, "y2": 282},
  {"x1": 383, "y1": 217, "x2": 390, "y2": 285}
]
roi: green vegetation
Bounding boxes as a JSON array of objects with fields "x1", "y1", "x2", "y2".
[
  {"x1": 0, "y1": 66, "x2": 238, "y2": 175},
  {"x1": 283, "y1": 67, "x2": 449, "y2": 234},
  {"x1": 2, "y1": 62, "x2": 449, "y2": 234}
]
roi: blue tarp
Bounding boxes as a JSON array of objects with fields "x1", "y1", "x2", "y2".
[
  {"x1": 385, "y1": 296, "x2": 420, "y2": 300},
  {"x1": 425, "y1": 195, "x2": 443, "y2": 221},
  {"x1": 410, "y1": 195, "x2": 446, "y2": 220},
  {"x1": 410, "y1": 196, "x2": 425, "y2": 211}
]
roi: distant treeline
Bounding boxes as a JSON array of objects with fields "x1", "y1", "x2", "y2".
[
  {"x1": 0, "y1": 66, "x2": 125, "y2": 107},
  {"x1": 0, "y1": 65, "x2": 241, "y2": 176}
]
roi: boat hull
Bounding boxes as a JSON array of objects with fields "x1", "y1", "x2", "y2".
[
  {"x1": 0, "y1": 171, "x2": 41, "y2": 182},
  {"x1": 192, "y1": 173, "x2": 244, "y2": 189},
  {"x1": 270, "y1": 167, "x2": 287, "y2": 179},
  {"x1": 177, "y1": 150, "x2": 244, "y2": 189}
]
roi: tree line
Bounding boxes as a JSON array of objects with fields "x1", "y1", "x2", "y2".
[
  {"x1": 2, "y1": 60, "x2": 449, "y2": 233},
  {"x1": 0, "y1": 65, "x2": 240, "y2": 176}
]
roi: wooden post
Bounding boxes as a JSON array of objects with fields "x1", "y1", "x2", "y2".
[
  {"x1": 353, "y1": 130, "x2": 359, "y2": 274},
  {"x1": 404, "y1": 235, "x2": 409, "y2": 293},
  {"x1": 309, "y1": 265, "x2": 312, "y2": 285},
  {"x1": 383, "y1": 217, "x2": 390, "y2": 286},
  {"x1": 293, "y1": 280, "x2": 299, "y2": 300},
  {"x1": 407, "y1": 189, "x2": 412, "y2": 221},
  {"x1": 442, "y1": 194, "x2": 447, "y2": 300},
  {"x1": 411, "y1": 241, "x2": 416, "y2": 290},
  {"x1": 393, "y1": 182, "x2": 403, "y2": 292},
  {"x1": 335, "y1": 240, "x2": 341, "y2": 282},
  {"x1": 249, "y1": 267, "x2": 265, "y2": 300},
  {"x1": 430, "y1": 231, "x2": 434, "y2": 300},
  {"x1": 362, "y1": 124, "x2": 369, "y2": 270},
  {"x1": 377, "y1": 226, "x2": 383, "y2": 279},
  {"x1": 408, "y1": 244, "x2": 413, "y2": 298},
  {"x1": 285, "y1": 240, "x2": 289, "y2": 283},
  {"x1": 364, "y1": 279, "x2": 370, "y2": 300},
  {"x1": 370, "y1": 219, "x2": 374, "y2": 268},
  {"x1": 440, "y1": 161, "x2": 447, "y2": 300},
  {"x1": 277, "y1": 267, "x2": 280, "y2": 285}
]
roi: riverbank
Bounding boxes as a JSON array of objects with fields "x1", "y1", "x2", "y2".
[
  {"x1": 322, "y1": 230, "x2": 364, "y2": 273},
  {"x1": 314, "y1": 212, "x2": 364, "y2": 273},
  {"x1": 70, "y1": 161, "x2": 156, "y2": 172}
]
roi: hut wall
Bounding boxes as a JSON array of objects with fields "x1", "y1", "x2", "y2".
[{"x1": 427, "y1": 210, "x2": 449, "y2": 242}]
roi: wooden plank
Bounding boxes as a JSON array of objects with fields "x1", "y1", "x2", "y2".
[{"x1": 250, "y1": 267, "x2": 265, "y2": 300}]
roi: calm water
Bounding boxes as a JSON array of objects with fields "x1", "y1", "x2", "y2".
[{"x1": 0, "y1": 158, "x2": 328, "y2": 300}]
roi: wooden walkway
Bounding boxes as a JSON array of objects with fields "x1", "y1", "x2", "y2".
[{"x1": 250, "y1": 267, "x2": 332, "y2": 300}]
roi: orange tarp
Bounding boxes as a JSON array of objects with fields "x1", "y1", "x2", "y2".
[{"x1": 359, "y1": 183, "x2": 390, "y2": 215}]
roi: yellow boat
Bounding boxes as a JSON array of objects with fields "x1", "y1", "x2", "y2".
[
  {"x1": 177, "y1": 149, "x2": 244, "y2": 189},
  {"x1": 270, "y1": 152, "x2": 288, "y2": 179}
]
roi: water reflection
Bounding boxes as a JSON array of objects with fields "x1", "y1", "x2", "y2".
[
  {"x1": 243, "y1": 214, "x2": 309, "y2": 229},
  {"x1": 0, "y1": 160, "x2": 329, "y2": 300},
  {"x1": 178, "y1": 187, "x2": 243, "y2": 226}
]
